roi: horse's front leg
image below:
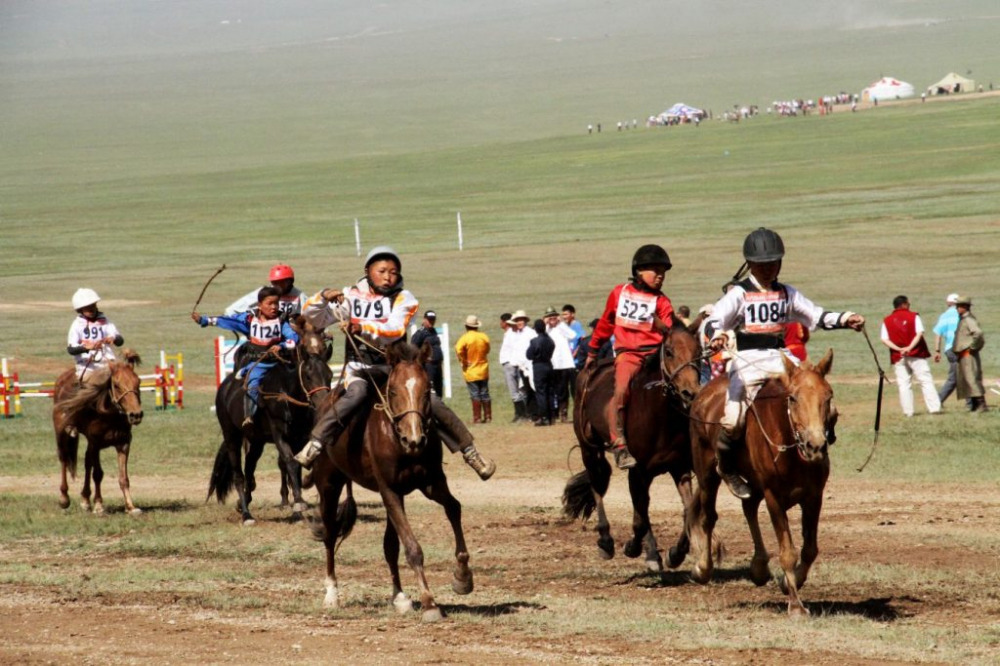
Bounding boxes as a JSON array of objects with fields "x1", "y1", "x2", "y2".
[
  {"x1": 380, "y1": 488, "x2": 441, "y2": 622},
  {"x1": 383, "y1": 520, "x2": 413, "y2": 613},
  {"x1": 791, "y1": 495, "x2": 823, "y2": 591},
  {"x1": 762, "y1": 490, "x2": 808, "y2": 617},
  {"x1": 319, "y1": 476, "x2": 345, "y2": 609},
  {"x1": 243, "y1": 440, "x2": 263, "y2": 508},
  {"x1": 116, "y1": 445, "x2": 141, "y2": 515},
  {"x1": 422, "y1": 475, "x2": 473, "y2": 595},
  {"x1": 741, "y1": 496, "x2": 769, "y2": 585},
  {"x1": 667, "y1": 470, "x2": 693, "y2": 569},
  {"x1": 624, "y1": 468, "x2": 662, "y2": 572},
  {"x1": 689, "y1": 468, "x2": 720, "y2": 585},
  {"x1": 80, "y1": 444, "x2": 97, "y2": 513}
]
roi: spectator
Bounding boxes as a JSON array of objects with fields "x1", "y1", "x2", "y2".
[
  {"x1": 498, "y1": 313, "x2": 527, "y2": 421},
  {"x1": 952, "y1": 296, "x2": 987, "y2": 412},
  {"x1": 880, "y1": 295, "x2": 940, "y2": 417},
  {"x1": 561, "y1": 304, "x2": 586, "y2": 352},
  {"x1": 545, "y1": 306, "x2": 578, "y2": 422},
  {"x1": 526, "y1": 319, "x2": 555, "y2": 426},
  {"x1": 676, "y1": 305, "x2": 692, "y2": 327},
  {"x1": 455, "y1": 315, "x2": 491, "y2": 423},
  {"x1": 933, "y1": 293, "x2": 962, "y2": 406},
  {"x1": 410, "y1": 310, "x2": 444, "y2": 396},
  {"x1": 508, "y1": 310, "x2": 537, "y2": 421}
]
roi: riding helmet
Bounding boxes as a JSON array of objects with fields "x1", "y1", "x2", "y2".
[
  {"x1": 72, "y1": 288, "x2": 101, "y2": 310},
  {"x1": 364, "y1": 245, "x2": 402, "y2": 271},
  {"x1": 268, "y1": 264, "x2": 295, "y2": 282},
  {"x1": 742, "y1": 227, "x2": 785, "y2": 263},
  {"x1": 631, "y1": 244, "x2": 672, "y2": 277}
]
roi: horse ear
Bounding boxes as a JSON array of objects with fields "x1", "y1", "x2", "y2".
[
  {"x1": 816, "y1": 348, "x2": 834, "y2": 377},
  {"x1": 781, "y1": 353, "x2": 797, "y2": 380},
  {"x1": 686, "y1": 314, "x2": 704, "y2": 336},
  {"x1": 324, "y1": 342, "x2": 333, "y2": 362},
  {"x1": 124, "y1": 348, "x2": 141, "y2": 368},
  {"x1": 418, "y1": 340, "x2": 432, "y2": 366}
]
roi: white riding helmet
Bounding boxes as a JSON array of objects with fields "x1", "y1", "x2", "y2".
[
  {"x1": 364, "y1": 245, "x2": 401, "y2": 271},
  {"x1": 72, "y1": 288, "x2": 101, "y2": 310}
]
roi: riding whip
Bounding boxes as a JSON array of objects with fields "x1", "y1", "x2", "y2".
[
  {"x1": 191, "y1": 264, "x2": 227, "y2": 315},
  {"x1": 857, "y1": 324, "x2": 886, "y2": 472}
]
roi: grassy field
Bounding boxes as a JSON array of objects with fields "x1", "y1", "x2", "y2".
[{"x1": 2, "y1": 2, "x2": 1000, "y2": 663}]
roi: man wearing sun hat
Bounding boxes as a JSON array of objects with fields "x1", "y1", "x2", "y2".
[
  {"x1": 933, "y1": 293, "x2": 962, "y2": 406},
  {"x1": 508, "y1": 310, "x2": 537, "y2": 421},
  {"x1": 952, "y1": 295, "x2": 987, "y2": 412},
  {"x1": 455, "y1": 315, "x2": 492, "y2": 423}
]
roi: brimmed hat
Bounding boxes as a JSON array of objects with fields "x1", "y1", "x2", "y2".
[
  {"x1": 946, "y1": 293, "x2": 959, "y2": 304},
  {"x1": 543, "y1": 306, "x2": 559, "y2": 318},
  {"x1": 511, "y1": 309, "x2": 529, "y2": 321},
  {"x1": 955, "y1": 295, "x2": 972, "y2": 306},
  {"x1": 464, "y1": 315, "x2": 481, "y2": 328}
]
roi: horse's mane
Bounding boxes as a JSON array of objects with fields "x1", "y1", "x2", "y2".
[
  {"x1": 59, "y1": 368, "x2": 113, "y2": 420},
  {"x1": 388, "y1": 340, "x2": 421, "y2": 363}
]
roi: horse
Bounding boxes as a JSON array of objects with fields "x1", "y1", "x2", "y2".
[
  {"x1": 52, "y1": 350, "x2": 144, "y2": 515},
  {"x1": 207, "y1": 323, "x2": 333, "y2": 525},
  {"x1": 686, "y1": 349, "x2": 835, "y2": 616},
  {"x1": 311, "y1": 341, "x2": 474, "y2": 622},
  {"x1": 562, "y1": 324, "x2": 703, "y2": 572}
]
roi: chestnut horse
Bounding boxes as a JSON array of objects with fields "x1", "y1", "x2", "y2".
[
  {"x1": 687, "y1": 349, "x2": 834, "y2": 616},
  {"x1": 311, "y1": 341, "x2": 474, "y2": 622},
  {"x1": 52, "y1": 350, "x2": 144, "y2": 514},
  {"x1": 563, "y1": 324, "x2": 702, "y2": 572},
  {"x1": 208, "y1": 324, "x2": 333, "y2": 525}
]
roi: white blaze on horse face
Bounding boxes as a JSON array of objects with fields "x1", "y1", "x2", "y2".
[{"x1": 398, "y1": 375, "x2": 424, "y2": 446}]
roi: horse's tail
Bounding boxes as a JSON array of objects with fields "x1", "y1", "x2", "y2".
[
  {"x1": 562, "y1": 469, "x2": 596, "y2": 521},
  {"x1": 207, "y1": 441, "x2": 235, "y2": 504}
]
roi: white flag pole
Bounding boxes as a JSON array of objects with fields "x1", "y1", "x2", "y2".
[
  {"x1": 457, "y1": 212, "x2": 464, "y2": 251},
  {"x1": 354, "y1": 218, "x2": 361, "y2": 257}
]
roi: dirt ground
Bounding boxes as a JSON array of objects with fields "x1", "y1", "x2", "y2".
[{"x1": 2, "y1": 419, "x2": 999, "y2": 665}]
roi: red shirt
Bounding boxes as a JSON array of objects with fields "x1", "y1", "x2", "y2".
[
  {"x1": 883, "y1": 308, "x2": 930, "y2": 364},
  {"x1": 589, "y1": 282, "x2": 674, "y2": 355},
  {"x1": 784, "y1": 323, "x2": 810, "y2": 362}
]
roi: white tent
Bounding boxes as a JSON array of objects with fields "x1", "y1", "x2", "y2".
[
  {"x1": 928, "y1": 72, "x2": 976, "y2": 95},
  {"x1": 861, "y1": 77, "x2": 915, "y2": 102}
]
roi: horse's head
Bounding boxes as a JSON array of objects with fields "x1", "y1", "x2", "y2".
[
  {"x1": 296, "y1": 324, "x2": 334, "y2": 408},
  {"x1": 660, "y1": 324, "x2": 702, "y2": 409},
  {"x1": 779, "y1": 348, "x2": 834, "y2": 462},
  {"x1": 384, "y1": 341, "x2": 432, "y2": 454},
  {"x1": 110, "y1": 350, "x2": 143, "y2": 426}
]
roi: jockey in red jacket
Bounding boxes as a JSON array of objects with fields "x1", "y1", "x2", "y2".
[{"x1": 585, "y1": 244, "x2": 675, "y2": 470}]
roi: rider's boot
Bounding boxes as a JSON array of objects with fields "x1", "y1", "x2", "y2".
[
  {"x1": 472, "y1": 399, "x2": 482, "y2": 424},
  {"x1": 716, "y1": 431, "x2": 752, "y2": 499},
  {"x1": 433, "y1": 396, "x2": 496, "y2": 480},
  {"x1": 482, "y1": 400, "x2": 492, "y2": 423},
  {"x1": 295, "y1": 382, "x2": 367, "y2": 469},
  {"x1": 610, "y1": 409, "x2": 636, "y2": 470},
  {"x1": 242, "y1": 394, "x2": 256, "y2": 433},
  {"x1": 461, "y1": 444, "x2": 496, "y2": 480}
]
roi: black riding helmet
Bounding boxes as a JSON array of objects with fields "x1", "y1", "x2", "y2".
[
  {"x1": 742, "y1": 227, "x2": 785, "y2": 263},
  {"x1": 631, "y1": 244, "x2": 672, "y2": 278}
]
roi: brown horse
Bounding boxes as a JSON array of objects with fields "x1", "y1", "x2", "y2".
[
  {"x1": 52, "y1": 350, "x2": 144, "y2": 515},
  {"x1": 686, "y1": 349, "x2": 835, "y2": 616},
  {"x1": 311, "y1": 341, "x2": 474, "y2": 621},
  {"x1": 563, "y1": 324, "x2": 703, "y2": 572}
]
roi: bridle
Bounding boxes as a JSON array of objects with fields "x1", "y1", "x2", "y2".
[
  {"x1": 651, "y1": 329, "x2": 704, "y2": 408},
  {"x1": 376, "y1": 363, "x2": 431, "y2": 441},
  {"x1": 108, "y1": 371, "x2": 140, "y2": 414},
  {"x1": 751, "y1": 381, "x2": 830, "y2": 463}
]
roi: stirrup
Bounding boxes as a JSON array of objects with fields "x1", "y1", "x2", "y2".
[
  {"x1": 716, "y1": 462, "x2": 752, "y2": 499},
  {"x1": 294, "y1": 440, "x2": 324, "y2": 468},
  {"x1": 462, "y1": 446, "x2": 496, "y2": 481},
  {"x1": 612, "y1": 443, "x2": 636, "y2": 470}
]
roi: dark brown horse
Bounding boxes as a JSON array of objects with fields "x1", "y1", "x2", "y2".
[
  {"x1": 52, "y1": 350, "x2": 144, "y2": 515},
  {"x1": 563, "y1": 324, "x2": 703, "y2": 572},
  {"x1": 208, "y1": 323, "x2": 333, "y2": 525},
  {"x1": 687, "y1": 349, "x2": 834, "y2": 616},
  {"x1": 311, "y1": 341, "x2": 474, "y2": 622}
]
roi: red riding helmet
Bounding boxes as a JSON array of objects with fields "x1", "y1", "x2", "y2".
[{"x1": 268, "y1": 264, "x2": 295, "y2": 282}]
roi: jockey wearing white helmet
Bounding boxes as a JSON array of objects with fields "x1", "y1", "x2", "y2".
[{"x1": 67, "y1": 288, "x2": 124, "y2": 379}]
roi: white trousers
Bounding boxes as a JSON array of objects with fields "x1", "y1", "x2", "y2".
[
  {"x1": 721, "y1": 349, "x2": 797, "y2": 436},
  {"x1": 893, "y1": 356, "x2": 941, "y2": 416}
]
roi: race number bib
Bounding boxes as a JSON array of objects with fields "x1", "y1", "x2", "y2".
[
  {"x1": 249, "y1": 316, "x2": 283, "y2": 345},
  {"x1": 277, "y1": 296, "x2": 299, "y2": 316},
  {"x1": 742, "y1": 291, "x2": 788, "y2": 334},
  {"x1": 350, "y1": 293, "x2": 391, "y2": 323},
  {"x1": 615, "y1": 288, "x2": 657, "y2": 331},
  {"x1": 81, "y1": 324, "x2": 107, "y2": 340}
]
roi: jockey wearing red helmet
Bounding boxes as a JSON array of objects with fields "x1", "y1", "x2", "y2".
[{"x1": 226, "y1": 263, "x2": 307, "y2": 318}]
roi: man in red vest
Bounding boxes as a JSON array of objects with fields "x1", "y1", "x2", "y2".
[{"x1": 881, "y1": 295, "x2": 941, "y2": 416}]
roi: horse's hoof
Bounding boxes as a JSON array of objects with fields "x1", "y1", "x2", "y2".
[
  {"x1": 242, "y1": 518, "x2": 256, "y2": 527},
  {"x1": 452, "y1": 572, "x2": 474, "y2": 596},
  {"x1": 750, "y1": 559, "x2": 770, "y2": 587},
  {"x1": 597, "y1": 537, "x2": 615, "y2": 560},
  {"x1": 128, "y1": 507, "x2": 143, "y2": 516},
  {"x1": 93, "y1": 504, "x2": 105, "y2": 516},
  {"x1": 324, "y1": 589, "x2": 339, "y2": 609},
  {"x1": 421, "y1": 607, "x2": 444, "y2": 623},
  {"x1": 691, "y1": 564, "x2": 712, "y2": 585},
  {"x1": 292, "y1": 502, "x2": 308, "y2": 514},
  {"x1": 58, "y1": 497, "x2": 70, "y2": 510},
  {"x1": 392, "y1": 592, "x2": 413, "y2": 614},
  {"x1": 667, "y1": 546, "x2": 686, "y2": 569},
  {"x1": 623, "y1": 539, "x2": 642, "y2": 559},
  {"x1": 79, "y1": 501, "x2": 91, "y2": 513},
  {"x1": 645, "y1": 556, "x2": 663, "y2": 573},
  {"x1": 788, "y1": 603, "x2": 810, "y2": 618}
]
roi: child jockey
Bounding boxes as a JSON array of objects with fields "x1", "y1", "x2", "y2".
[
  {"x1": 705, "y1": 227, "x2": 864, "y2": 499},
  {"x1": 192, "y1": 286, "x2": 299, "y2": 429},
  {"x1": 226, "y1": 264, "x2": 307, "y2": 318},
  {"x1": 67, "y1": 288, "x2": 125, "y2": 382},
  {"x1": 293, "y1": 246, "x2": 496, "y2": 480},
  {"x1": 584, "y1": 244, "x2": 675, "y2": 470}
]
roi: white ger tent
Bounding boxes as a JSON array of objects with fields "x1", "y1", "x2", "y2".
[
  {"x1": 861, "y1": 77, "x2": 915, "y2": 102},
  {"x1": 928, "y1": 72, "x2": 976, "y2": 94}
]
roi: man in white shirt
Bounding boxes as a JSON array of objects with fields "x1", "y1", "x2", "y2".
[{"x1": 545, "y1": 307, "x2": 579, "y2": 422}]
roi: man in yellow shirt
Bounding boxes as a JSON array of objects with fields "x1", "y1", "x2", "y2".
[{"x1": 455, "y1": 315, "x2": 492, "y2": 423}]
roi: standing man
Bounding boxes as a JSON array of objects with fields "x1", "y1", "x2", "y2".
[
  {"x1": 952, "y1": 295, "x2": 987, "y2": 412},
  {"x1": 508, "y1": 310, "x2": 537, "y2": 421},
  {"x1": 498, "y1": 313, "x2": 527, "y2": 421},
  {"x1": 880, "y1": 296, "x2": 941, "y2": 417},
  {"x1": 455, "y1": 315, "x2": 491, "y2": 423},
  {"x1": 933, "y1": 293, "x2": 962, "y2": 406},
  {"x1": 410, "y1": 310, "x2": 444, "y2": 396},
  {"x1": 545, "y1": 307, "x2": 578, "y2": 422}
]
